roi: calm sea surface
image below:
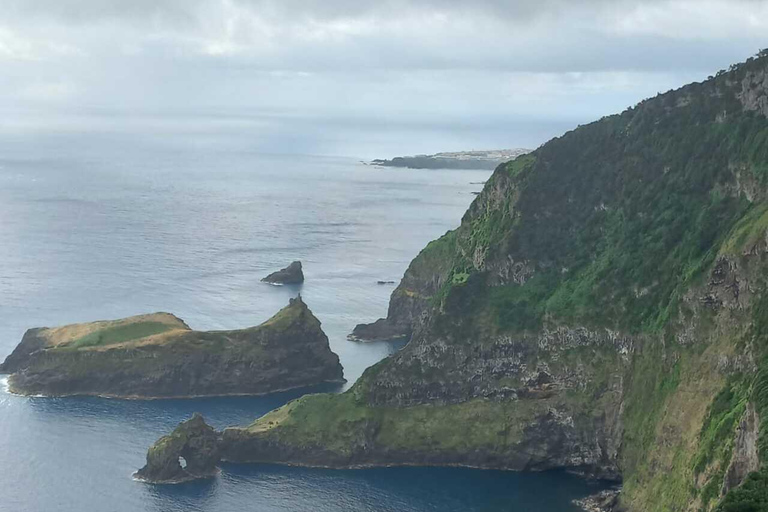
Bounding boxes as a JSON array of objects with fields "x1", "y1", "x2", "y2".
[{"x1": 0, "y1": 131, "x2": 603, "y2": 511}]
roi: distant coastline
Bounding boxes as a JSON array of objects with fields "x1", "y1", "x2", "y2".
[{"x1": 369, "y1": 148, "x2": 530, "y2": 170}]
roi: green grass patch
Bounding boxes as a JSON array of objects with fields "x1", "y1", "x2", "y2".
[
  {"x1": 249, "y1": 391, "x2": 546, "y2": 460},
  {"x1": 720, "y1": 203, "x2": 768, "y2": 256},
  {"x1": 693, "y1": 378, "x2": 748, "y2": 476},
  {"x1": 68, "y1": 322, "x2": 176, "y2": 349},
  {"x1": 452, "y1": 271, "x2": 470, "y2": 285}
]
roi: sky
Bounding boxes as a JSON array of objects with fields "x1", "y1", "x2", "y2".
[{"x1": 1, "y1": 0, "x2": 767, "y2": 157}]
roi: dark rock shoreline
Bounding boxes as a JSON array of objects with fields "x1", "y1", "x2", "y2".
[{"x1": 137, "y1": 414, "x2": 623, "y2": 485}]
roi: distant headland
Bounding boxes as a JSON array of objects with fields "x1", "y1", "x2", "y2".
[{"x1": 370, "y1": 149, "x2": 530, "y2": 170}]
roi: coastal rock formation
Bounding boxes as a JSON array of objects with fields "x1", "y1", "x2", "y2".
[
  {"x1": 0, "y1": 327, "x2": 53, "y2": 374},
  {"x1": 573, "y1": 490, "x2": 622, "y2": 512},
  {"x1": 0, "y1": 297, "x2": 344, "y2": 398},
  {"x1": 143, "y1": 53, "x2": 768, "y2": 511},
  {"x1": 348, "y1": 318, "x2": 408, "y2": 342},
  {"x1": 135, "y1": 414, "x2": 220, "y2": 484},
  {"x1": 262, "y1": 261, "x2": 304, "y2": 285}
]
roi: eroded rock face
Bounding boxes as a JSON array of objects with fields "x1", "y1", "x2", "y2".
[
  {"x1": 0, "y1": 328, "x2": 48, "y2": 374},
  {"x1": 135, "y1": 414, "x2": 220, "y2": 484},
  {"x1": 350, "y1": 244, "x2": 452, "y2": 341},
  {"x1": 739, "y1": 66, "x2": 768, "y2": 118},
  {"x1": 722, "y1": 402, "x2": 761, "y2": 494},
  {"x1": 364, "y1": 323, "x2": 632, "y2": 408},
  {"x1": 262, "y1": 261, "x2": 304, "y2": 285}
]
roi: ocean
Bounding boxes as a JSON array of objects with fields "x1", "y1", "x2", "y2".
[{"x1": 0, "y1": 130, "x2": 603, "y2": 511}]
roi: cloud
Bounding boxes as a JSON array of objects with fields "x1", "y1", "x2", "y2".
[
  {"x1": 0, "y1": 0, "x2": 766, "y2": 156},
  {"x1": 4, "y1": 0, "x2": 764, "y2": 70},
  {"x1": 18, "y1": 80, "x2": 78, "y2": 101}
]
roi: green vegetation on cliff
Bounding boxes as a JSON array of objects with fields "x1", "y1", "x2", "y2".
[{"x1": 246, "y1": 392, "x2": 544, "y2": 463}]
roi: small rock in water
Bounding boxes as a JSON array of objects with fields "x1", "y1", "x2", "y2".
[
  {"x1": 377, "y1": 280, "x2": 396, "y2": 285},
  {"x1": 262, "y1": 261, "x2": 304, "y2": 285}
]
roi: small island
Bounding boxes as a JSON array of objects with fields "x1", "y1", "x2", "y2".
[
  {"x1": 0, "y1": 296, "x2": 344, "y2": 398},
  {"x1": 262, "y1": 261, "x2": 305, "y2": 285}
]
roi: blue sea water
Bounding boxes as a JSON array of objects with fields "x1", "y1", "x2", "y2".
[{"x1": 0, "y1": 131, "x2": 604, "y2": 511}]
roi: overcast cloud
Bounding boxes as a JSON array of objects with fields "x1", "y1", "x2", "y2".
[{"x1": 1, "y1": 0, "x2": 766, "y2": 156}]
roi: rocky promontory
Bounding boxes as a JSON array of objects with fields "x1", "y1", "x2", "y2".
[
  {"x1": 261, "y1": 261, "x2": 304, "y2": 285},
  {"x1": 0, "y1": 296, "x2": 344, "y2": 398},
  {"x1": 371, "y1": 149, "x2": 530, "y2": 170},
  {"x1": 135, "y1": 414, "x2": 220, "y2": 484},
  {"x1": 348, "y1": 318, "x2": 409, "y2": 341}
]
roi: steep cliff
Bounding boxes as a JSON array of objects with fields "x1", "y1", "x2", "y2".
[
  {"x1": 1, "y1": 297, "x2": 344, "y2": 398},
  {"x1": 144, "y1": 52, "x2": 768, "y2": 510}
]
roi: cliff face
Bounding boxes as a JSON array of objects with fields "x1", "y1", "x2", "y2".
[
  {"x1": 1, "y1": 297, "x2": 344, "y2": 398},
  {"x1": 143, "y1": 53, "x2": 768, "y2": 510}
]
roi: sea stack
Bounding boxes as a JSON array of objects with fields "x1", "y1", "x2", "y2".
[
  {"x1": 0, "y1": 296, "x2": 344, "y2": 398},
  {"x1": 135, "y1": 414, "x2": 221, "y2": 484},
  {"x1": 261, "y1": 261, "x2": 304, "y2": 285}
]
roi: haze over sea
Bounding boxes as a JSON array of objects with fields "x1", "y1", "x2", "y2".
[{"x1": 0, "y1": 128, "x2": 604, "y2": 511}]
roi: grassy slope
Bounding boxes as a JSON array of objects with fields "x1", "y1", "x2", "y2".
[
  {"x1": 43, "y1": 297, "x2": 312, "y2": 352},
  {"x1": 67, "y1": 321, "x2": 180, "y2": 348},
  {"x1": 249, "y1": 392, "x2": 545, "y2": 463},
  {"x1": 44, "y1": 313, "x2": 188, "y2": 350}
]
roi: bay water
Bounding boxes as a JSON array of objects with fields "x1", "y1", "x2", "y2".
[{"x1": 0, "y1": 130, "x2": 603, "y2": 511}]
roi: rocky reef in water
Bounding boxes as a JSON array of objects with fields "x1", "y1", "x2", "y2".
[
  {"x1": 0, "y1": 296, "x2": 344, "y2": 398},
  {"x1": 142, "y1": 52, "x2": 768, "y2": 511},
  {"x1": 261, "y1": 261, "x2": 304, "y2": 285}
]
